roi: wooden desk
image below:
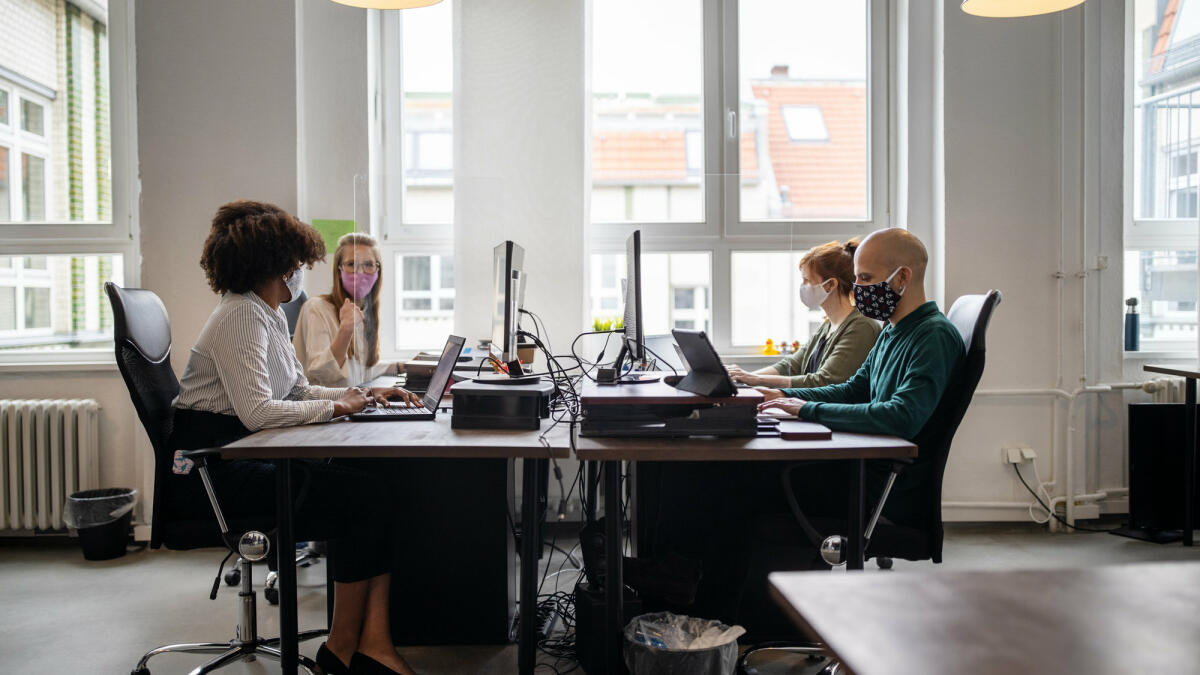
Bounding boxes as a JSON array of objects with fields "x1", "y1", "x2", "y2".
[
  {"x1": 769, "y1": 562, "x2": 1200, "y2": 675},
  {"x1": 222, "y1": 414, "x2": 570, "y2": 675},
  {"x1": 1144, "y1": 363, "x2": 1199, "y2": 546},
  {"x1": 574, "y1": 430, "x2": 916, "y2": 675}
]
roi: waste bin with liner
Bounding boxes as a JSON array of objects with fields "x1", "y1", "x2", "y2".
[
  {"x1": 624, "y1": 611, "x2": 745, "y2": 675},
  {"x1": 64, "y1": 488, "x2": 138, "y2": 561}
]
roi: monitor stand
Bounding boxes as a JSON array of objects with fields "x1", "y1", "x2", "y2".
[{"x1": 612, "y1": 343, "x2": 661, "y2": 385}]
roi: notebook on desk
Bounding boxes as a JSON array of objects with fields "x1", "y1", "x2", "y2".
[{"x1": 350, "y1": 335, "x2": 464, "y2": 422}]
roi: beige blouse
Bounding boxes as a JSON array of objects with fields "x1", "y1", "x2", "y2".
[{"x1": 292, "y1": 296, "x2": 393, "y2": 387}]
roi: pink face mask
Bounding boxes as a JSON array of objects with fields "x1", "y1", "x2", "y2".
[{"x1": 340, "y1": 270, "x2": 378, "y2": 300}]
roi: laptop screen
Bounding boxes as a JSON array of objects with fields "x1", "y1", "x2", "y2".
[{"x1": 423, "y1": 335, "x2": 466, "y2": 410}]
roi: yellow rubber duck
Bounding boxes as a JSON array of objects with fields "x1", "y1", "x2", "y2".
[{"x1": 760, "y1": 339, "x2": 780, "y2": 356}]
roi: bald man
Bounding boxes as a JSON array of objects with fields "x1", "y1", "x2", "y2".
[{"x1": 757, "y1": 228, "x2": 964, "y2": 448}]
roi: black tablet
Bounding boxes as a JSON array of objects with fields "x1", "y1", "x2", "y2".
[{"x1": 670, "y1": 328, "x2": 737, "y2": 397}]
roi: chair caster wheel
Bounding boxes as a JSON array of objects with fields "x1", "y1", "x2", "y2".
[
  {"x1": 131, "y1": 668, "x2": 150, "y2": 675},
  {"x1": 265, "y1": 585, "x2": 279, "y2": 605},
  {"x1": 876, "y1": 557, "x2": 894, "y2": 570},
  {"x1": 224, "y1": 568, "x2": 241, "y2": 586}
]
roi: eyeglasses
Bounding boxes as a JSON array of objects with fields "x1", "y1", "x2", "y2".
[{"x1": 339, "y1": 261, "x2": 380, "y2": 273}]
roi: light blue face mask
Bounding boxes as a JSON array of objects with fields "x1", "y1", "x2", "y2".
[{"x1": 284, "y1": 266, "x2": 305, "y2": 302}]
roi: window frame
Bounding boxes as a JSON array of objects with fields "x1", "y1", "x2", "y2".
[
  {"x1": 0, "y1": 0, "x2": 139, "y2": 366},
  {"x1": 588, "y1": 0, "x2": 892, "y2": 355},
  {"x1": 1125, "y1": 0, "x2": 1200, "y2": 357}
]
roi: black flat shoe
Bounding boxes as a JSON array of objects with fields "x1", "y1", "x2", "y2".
[
  {"x1": 349, "y1": 651, "x2": 408, "y2": 675},
  {"x1": 316, "y1": 643, "x2": 351, "y2": 675}
]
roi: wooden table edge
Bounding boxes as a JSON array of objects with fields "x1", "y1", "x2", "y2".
[
  {"x1": 220, "y1": 445, "x2": 571, "y2": 460},
  {"x1": 1143, "y1": 364, "x2": 1200, "y2": 379},
  {"x1": 572, "y1": 436, "x2": 916, "y2": 462},
  {"x1": 768, "y1": 578, "x2": 864, "y2": 674}
]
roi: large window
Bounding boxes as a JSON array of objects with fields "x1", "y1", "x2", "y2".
[
  {"x1": 589, "y1": 0, "x2": 888, "y2": 352},
  {"x1": 0, "y1": 0, "x2": 132, "y2": 359},
  {"x1": 373, "y1": 2, "x2": 455, "y2": 351},
  {"x1": 1128, "y1": 0, "x2": 1200, "y2": 352}
]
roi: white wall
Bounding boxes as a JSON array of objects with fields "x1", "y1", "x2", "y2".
[{"x1": 939, "y1": 0, "x2": 1130, "y2": 521}]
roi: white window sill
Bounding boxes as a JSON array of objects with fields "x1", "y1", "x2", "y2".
[
  {"x1": 1123, "y1": 350, "x2": 1196, "y2": 362},
  {"x1": 0, "y1": 359, "x2": 118, "y2": 373}
]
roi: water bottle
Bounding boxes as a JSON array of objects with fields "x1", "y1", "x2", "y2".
[{"x1": 1124, "y1": 297, "x2": 1139, "y2": 352}]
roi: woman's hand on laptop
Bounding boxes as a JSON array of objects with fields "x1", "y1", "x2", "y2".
[
  {"x1": 368, "y1": 386, "x2": 423, "y2": 408},
  {"x1": 757, "y1": 397, "x2": 806, "y2": 417},
  {"x1": 333, "y1": 388, "x2": 371, "y2": 417}
]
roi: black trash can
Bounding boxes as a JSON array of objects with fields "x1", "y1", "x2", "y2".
[
  {"x1": 624, "y1": 612, "x2": 741, "y2": 675},
  {"x1": 65, "y1": 488, "x2": 138, "y2": 561}
]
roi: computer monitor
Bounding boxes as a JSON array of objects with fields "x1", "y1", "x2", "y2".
[
  {"x1": 613, "y1": 230, "x2": 659, "y2": 384},
  {"x1": 478, "y1": 241, "x2": 539, "y2": 384}
]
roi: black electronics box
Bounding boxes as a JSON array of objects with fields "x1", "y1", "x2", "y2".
[
  {"x1": 450, "y1": 379, "x2": 554, "y2": 430},
  {"x1": 574, "y1": 581, "x2": 642, "y2": 675}
]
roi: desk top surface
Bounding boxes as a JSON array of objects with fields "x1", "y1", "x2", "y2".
[
  {"x1": 221, "y1": 414, "x2": 571, "y2": 460},
  {"x1": 1144, "y1": 363, "x2": 1200, "y2": 379},
  {"x1": 769, "y1": 562, "x2": 1200, "y2": 675},
  {"x1": 579, "y1": 377, "x2": 764, "y2": 406},
  {"x1": 574, "y1": 431, "x2": 915, "y2": 461}
]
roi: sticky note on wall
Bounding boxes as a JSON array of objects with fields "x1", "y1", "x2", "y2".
[{"x1": 310, "y1": 219, "x2": 356, "y2": 254}]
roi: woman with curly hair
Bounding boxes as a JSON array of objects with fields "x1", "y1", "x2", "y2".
[
  {"x1": 170, "y1": 200, "x2": 419, "y2": 675},
  {"x1": 293, "y1": 232, "x2": 399, "y2": 387}
]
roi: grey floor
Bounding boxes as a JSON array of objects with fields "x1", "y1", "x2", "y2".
[{"x1": 2, "y1": 523, "x2": 1199, "y2": 675}]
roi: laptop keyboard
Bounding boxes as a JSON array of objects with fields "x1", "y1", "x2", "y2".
[{"x1": 360, "y1": 405, "x2": 429, "y2": 416}]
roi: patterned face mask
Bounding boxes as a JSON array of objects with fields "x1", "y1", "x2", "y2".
[{"x1": 853, "y1": 267, "x2": 905, "y2": 321}]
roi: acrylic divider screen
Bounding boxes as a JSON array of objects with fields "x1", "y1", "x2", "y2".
[
  {"x1": 0, "y1": 254, "x2": 123, "y2": 350},
  {"x1": 401, "y1": 0, "x2": 453, "y2": 225},
  {"x1": 591, "y1": 0, "x2": 704, "y2": 224},
  {"x1": 394, "y1": 253, "x2": 454, "y2": 351},
  {"x1": 738, "y1": 0, "x2": 869, "y2": 221},
  {"x1": 730, "y1": 250, "x2": 826, "y2": 348},
  {"x1": 589, "y1": 252, "x2": 711, "y2": 335}
]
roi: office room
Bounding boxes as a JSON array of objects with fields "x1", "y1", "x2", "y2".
[{"x1": 2, "y1": 0, "x2": 1199, "y2": 673}]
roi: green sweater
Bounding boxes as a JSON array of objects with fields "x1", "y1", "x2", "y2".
[
  {"x1": 771, "y1": 309, "x2": 881, "y2": 388},
  {"x1": 783, "y1": 301, "x2": 964, "y2": 444}
]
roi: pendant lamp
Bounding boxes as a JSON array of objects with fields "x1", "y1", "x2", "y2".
[
  {"x1": 961, "y1": 0, "x2": 1086, "y2": 18},
  {"x1": 329, "y1": 0, "x2": 443, "y2": 8}
]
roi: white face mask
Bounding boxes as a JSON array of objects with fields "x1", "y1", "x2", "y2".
[
  {"x1": 284, "y1": 266, "x2": 305, "y2": 302},
  {"x1": 799, "y1": 278, "x2": 834, "y2": 310}
]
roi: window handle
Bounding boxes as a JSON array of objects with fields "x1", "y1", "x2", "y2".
[{"x1": 727, "y1": 109, "x2": 738, "y2": 140}]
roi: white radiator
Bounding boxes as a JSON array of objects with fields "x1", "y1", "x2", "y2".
[
  {"x1": 1144, "y1": 377, "x2": 1188, "y2": 404},
  {"x1": 0, "y1": 399, "x2": 100, "y2": 531}
]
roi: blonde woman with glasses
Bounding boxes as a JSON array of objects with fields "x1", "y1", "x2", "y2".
[{"x1": 293, "y1": 232, "x2": 400, "y2": 387}]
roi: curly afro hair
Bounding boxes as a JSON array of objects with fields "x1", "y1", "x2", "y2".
[{"x1": 200, "y1": 200, "x2": 326, "y2": 295}]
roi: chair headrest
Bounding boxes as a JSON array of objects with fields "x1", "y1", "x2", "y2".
[
  {"x1": 946, "y1": 290, "x2": 1002, "y2": 353},
  {"x1": 104, "y1": 282, "x2": 172, "y2": 363}
]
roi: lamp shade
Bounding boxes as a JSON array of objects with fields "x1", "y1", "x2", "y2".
[
  {"x1": 961, "y1": 0, "x2": 1086, "y2": 17},
  {"x1": 329, "y1": 0, "x2": 443, "y2": 8}
]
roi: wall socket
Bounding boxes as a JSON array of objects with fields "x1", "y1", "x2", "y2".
[{"x1": 1002, "y1": 444, "x2": 1037, "y2": 465}]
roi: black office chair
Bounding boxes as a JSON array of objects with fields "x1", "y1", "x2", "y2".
[
  {"x1": 737, "y1": 290, "x2": 1002, "y2": 675},
  {"x1": 104, "y1": 282, "x2": 326, "y2": 675},
  {"x1": 281, "y1": 289, "x2": 308, "y2": 339}
]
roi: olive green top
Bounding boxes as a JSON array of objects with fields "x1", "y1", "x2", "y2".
[{"x1": 770, "y1": 308, "x2": 882, "y2": 388}]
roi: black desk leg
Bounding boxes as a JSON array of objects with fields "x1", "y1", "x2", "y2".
[
  {"x1": 1186, "y1": 379, "x2": 1196, "y2": 547},
  {"x1": 519, "y1": 458, "x2": 545, "y2": 675},
  {"x1": 846, "y1": 459, "x2": 865, "y2": 570},
  {"x1": 604, "y1": 460, "x2": 624, "y2": 674},
  {"x1": 585, "y1": 460, "x2": 598, "y2": 523},
  {"x1": 276, "y1": 459, "x2": 298, "y2": 674}
]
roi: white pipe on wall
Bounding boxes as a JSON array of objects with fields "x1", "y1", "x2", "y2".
[{"x1": 971, "y1": 383, "x2": 1144, "y2": 530}]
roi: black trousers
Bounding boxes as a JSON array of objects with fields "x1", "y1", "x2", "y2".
[{"x1": 168, "y1": 409, "x2": 395, "y2": 584}]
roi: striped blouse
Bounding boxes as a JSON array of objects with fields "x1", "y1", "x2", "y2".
[{"x1": 173, "y1": 292, "x2": 346, "y2": 431}]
